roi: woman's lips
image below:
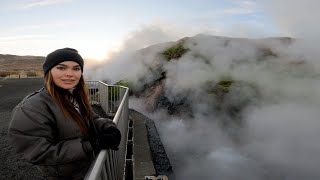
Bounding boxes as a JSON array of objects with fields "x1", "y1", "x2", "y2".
[{"x1": 61, "y1": 79, "x2": 75, "y2": 84}]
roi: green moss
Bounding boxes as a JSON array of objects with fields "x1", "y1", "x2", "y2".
[
  {"x1": 217, "y1": 80, "x2": 234, "y2": 93},
  {"x1": 114, "y1": 80, "x2": 130, "y2": 87},
  {"x1": 162, "y1": 43, "x2": 189, "y2": 61}
]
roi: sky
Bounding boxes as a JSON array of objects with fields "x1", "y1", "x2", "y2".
[
  {"x1": 0, "y1": 0, "x2": 280, "y2": 60},
  {"x1": 0, "y1": 0, "x2": 318, "y2": 60}
]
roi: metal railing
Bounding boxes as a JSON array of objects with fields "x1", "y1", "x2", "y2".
[{"x1": 85, "y1": 81, "x2": 129, "y2": 180}]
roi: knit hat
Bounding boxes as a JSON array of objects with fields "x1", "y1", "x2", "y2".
[{"x1": 43, "y1": 48, "x2": 84, "y2": 75}]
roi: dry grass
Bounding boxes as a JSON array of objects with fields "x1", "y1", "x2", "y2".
[{"x1": 0, "y1": 54, "x2": 44, "y2": 77}]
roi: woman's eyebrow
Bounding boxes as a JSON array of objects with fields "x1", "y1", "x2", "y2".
[{"x1": 57, "y1": 64, "x2": 80, "y2": 67}]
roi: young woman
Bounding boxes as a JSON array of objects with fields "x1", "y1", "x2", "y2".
[{"x1": 8, "y1": 48, "x2": 121, "y2": 180}]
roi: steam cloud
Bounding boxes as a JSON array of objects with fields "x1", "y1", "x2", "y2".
[
  {"x1": 86, "y1": 5, "x2": 320, "y2": 179},
  {"x1": 261, "y1": 0, "x2": 320, "y2": 67}
]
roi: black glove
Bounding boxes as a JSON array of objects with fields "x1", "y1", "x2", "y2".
[
  {"x1": 98, "y1": 126, "x2": 121, "y2": 150},
  {"x1": 81, "y1": 136, "x2": 100, "y2": 155}
]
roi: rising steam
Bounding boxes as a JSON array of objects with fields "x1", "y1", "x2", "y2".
[{"x1": 86, "y1": 11, "x2": 320, "y2": 179}]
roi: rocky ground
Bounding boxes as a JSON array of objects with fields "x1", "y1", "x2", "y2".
[
  {"x1": 129, "y1": 109, "x2": 173, "y2": 178},
  {"x1": 0, "y1": 78, "x2": 46, "y2": 180}
]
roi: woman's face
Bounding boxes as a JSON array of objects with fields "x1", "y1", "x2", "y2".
[{"x1": 50, "y1": 61, "x2": 82, "y2": 90}]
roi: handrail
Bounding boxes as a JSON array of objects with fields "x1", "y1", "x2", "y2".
[
  {"x1": 84, "y1": 81, "x2": 129, "y2": 180},
  {"x1": 110, "y1": 85, "x2": 129, "y2": 125},
  {"x1": 86, "y1": 150, "x2": 108, "y2": 180}
]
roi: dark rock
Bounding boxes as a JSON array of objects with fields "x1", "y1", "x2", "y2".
[{"x1": 129, "y1": 109, "x2": 173, "y2": 177}]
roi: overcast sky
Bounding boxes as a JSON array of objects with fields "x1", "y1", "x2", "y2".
[{"x1": 0, "y1": 0, "x2": 317, "y2": 60}]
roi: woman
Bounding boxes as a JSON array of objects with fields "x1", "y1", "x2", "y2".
[{"x1": 8, "y1": 48, "x2": 121, "y2": 180}]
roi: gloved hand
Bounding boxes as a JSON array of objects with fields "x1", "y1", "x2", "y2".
[
  {"x1": 98, "y1": 126, "x2": 121, "y2": 150},
  {"x1": 81, "y1": 136, "x2": 100, "y2": 155}
]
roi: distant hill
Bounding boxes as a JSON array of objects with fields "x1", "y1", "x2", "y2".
[
  {"x1": 0, "y1": 54, "x2": 44, "y2": 77},
  {"x1": 104, "y1": 34, "x2": 308, "y2": 117}
]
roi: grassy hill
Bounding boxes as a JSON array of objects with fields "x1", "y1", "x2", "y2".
[{"x1": 0, "y1": 54, "x2": 44, "y2": 77}]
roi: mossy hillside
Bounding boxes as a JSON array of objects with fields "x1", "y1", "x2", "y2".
[{"x1": 161, "y1": 42, "x2": 189, "y2": 61}]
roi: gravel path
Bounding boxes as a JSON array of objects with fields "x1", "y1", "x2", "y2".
[
  {"x1": 129, "y1": 109, "x2": 173, "y2": 178},
  {"x1": 0, "y1": 78, "x2": 46, "y2": 180}
]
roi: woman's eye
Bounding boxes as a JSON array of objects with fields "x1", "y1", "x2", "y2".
[
  {"x1": 74, "y1": 67, "x2": 81, "y2": 71},
  {"x1": 57, "y1": 66, "x2": 66, "y2": 70}
]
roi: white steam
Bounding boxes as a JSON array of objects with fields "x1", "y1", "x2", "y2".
[
  {"x1": 85, "y1": 23, "x2": 185, "y2": 83},
  {"x1": 86, "y1": 15, "x2": 320, "y2": 179},
  {"x1": 147, "y1": 35, "x2": 320, "y2": 179},
  {"x1": 244, "y1": 103, "x2": 320, "y2": 178},
  {"x1": 261, "y1": 0, "x2": 320, "y2": 67}
]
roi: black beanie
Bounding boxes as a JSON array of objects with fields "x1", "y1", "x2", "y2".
[{"x1": 43, "y1": 48, "x2": 84, "y2": 75}]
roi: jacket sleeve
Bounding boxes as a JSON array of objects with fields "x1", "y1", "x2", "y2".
[{"x1": 8, "y1": 106, "x2": 89, "y2": 165}]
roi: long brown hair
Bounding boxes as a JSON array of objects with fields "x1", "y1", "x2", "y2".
[{"x1": 44, "y1": 73, "x2": 93, "y2": 134}]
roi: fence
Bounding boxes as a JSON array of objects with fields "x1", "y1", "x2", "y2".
[{"x1": 85, "y1": 81, "x2": 129, "y2": 180}]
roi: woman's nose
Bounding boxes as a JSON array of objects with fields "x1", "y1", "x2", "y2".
[{"x1": 65, "y1": 69, "x2": 74, "y2": 76}]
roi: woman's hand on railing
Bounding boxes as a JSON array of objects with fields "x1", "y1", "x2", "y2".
[{"x1": 98, "y1": 126, "x2": 121, "y2": 150}]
